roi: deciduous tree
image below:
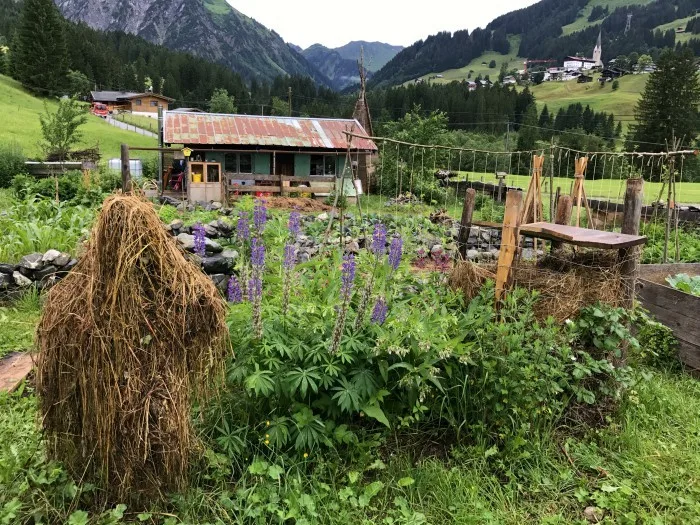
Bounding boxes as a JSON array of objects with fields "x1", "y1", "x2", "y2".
[{"x1": 39, "y1": 98, "x2": 88, "y2": 161}]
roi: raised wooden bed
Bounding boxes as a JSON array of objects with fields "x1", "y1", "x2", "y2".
[{"x1": 637, "y1": 264, "x2": 700, "y2": 370}]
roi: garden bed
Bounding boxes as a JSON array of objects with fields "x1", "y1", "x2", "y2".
[{"x1": 638, "y1": 264, "x2": 700, "y2": 371}]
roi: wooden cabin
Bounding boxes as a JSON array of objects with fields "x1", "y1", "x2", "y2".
[
  {"x1": 89, "y1": 91, "x2": 173, "y2": 115},
  {"x1": 161, "y1": 111, "x2": 378, "y2": 203}
]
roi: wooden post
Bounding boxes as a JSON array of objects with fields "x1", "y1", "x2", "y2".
[
  {"x1": 551, "y1": 195, "x2": 573, "y2": 251},
  {"x1": 495, "y1": 190, "x2": 523, "y2": 306},
  {"x1": 458, "y1": 188, "x2": 476, "y2": 259},
  {"x1": 570, "y1": 156, "x2": 595, "y2": 228},
  {"x1": 121, "y1": 144, "x2": 132, "y2": 192},
  {"x1": 618, "y1": 177, "x2": 644, "y2": 365}
]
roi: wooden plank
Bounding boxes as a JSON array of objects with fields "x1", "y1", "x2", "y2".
[
  {"x1": 226, "y1": 174, "x2": 335, "y2": 183},
  {"x1": 519, "y1": 222, "x2": 647, "y2": 249},
  {"x1": 678, "y1": 341, "x2": 700, "y2": 371},
  {"x1": 0, "y1": 353, "x2": 34, "y2": 392},
  {"x1": 229, "y1": 186, "x2": 282, "y2": 193},
  {"x1": 458, "y1": 188, "x2": 476, "y2": 259},
  {"x1": 472, "y1": 221, "x2": 503, "y2": 229}
]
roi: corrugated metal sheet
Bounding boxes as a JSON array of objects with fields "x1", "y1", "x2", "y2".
[{"x1": 163, "y1": 111, "x2": 377, "y2": 151}]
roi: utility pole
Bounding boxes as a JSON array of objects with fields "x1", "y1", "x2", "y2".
[
  {"x1": 288, "y1": 87, "x2": 292, "y2": 116},
  {"x1": 505, "y1": 121, "x2": 510, "y2": 151}
]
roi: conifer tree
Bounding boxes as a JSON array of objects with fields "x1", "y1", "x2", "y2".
[
  {"x1": 628, "y1": 48, "x2": 700, "y2": 152},
  {"x1": 12, "y1": 0, "x2": 68, "y2": 93},
  {"x1": 517, "y1": 104, "x2": 539, "y2": 152}
]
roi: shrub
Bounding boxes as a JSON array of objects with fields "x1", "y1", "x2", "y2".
[
  {"x1": 612, "y1": 80, "x2": 620, "y2": 91},
  {"x1": 635, "y1": 311, "x2": 681, "y2": 371},
  {"x1": 0, "y1": 142, "x2": 27, "y2": 189}
]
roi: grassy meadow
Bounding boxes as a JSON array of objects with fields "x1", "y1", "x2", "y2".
[
  {"x1": 0, "y1": 75, "x2": 157, "y2": 159},
  {"x1": 113, "y1": 111, "x2": 159, "y2": 133}
]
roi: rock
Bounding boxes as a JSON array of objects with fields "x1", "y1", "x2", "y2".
[
  {"x1": 202, "y1": 250, "x2": 237, "y2": 274},
  {"x1": 19, "y1": 253, "x2": 44, "y2": 271},
  {"x1": 317, "y1": 212, "x2": 329, "y2": 222},
  {"x1": 298, "y1": 251, "x2": 311, "y2": 264},
  {"x1": 216, "y1": 219, "x2": 233, "y2": 235},
  {"x1": 209, "y1": 274, "x2": 228, "y2": 293},
  {"x1": 13, "y1": 271, "x2": 33, "y2": 287},
  {"x1": 35, "y1": 265, "x2": 58, "y2": 281},
  {"x1": 210, "y1": 201, "x2": 223, "y2": 210},
  {"x1": 64, "y1": 259, "x2": 78, "y2": 272},
  {"x1": 0, "y1": 263, "x2": 16, "y2": 275},
  {"x1": 169, "y1": 219, "x2": 184, "y2": 230},
  {"x1": 0, "y1": 273, "x2": 11, "y2": 290},
  {"x1": 466, "y1": 249, "x2": 479, "y2": 260},
  {"x1": 176, "y1": 233, "x2": 223, "y2": 254},
  {"x1": 430, "y1": 244, "x2": 444, "y2": 256},
  {"x1": 53, "y1": 253, "x2": 71, "y2": 267},
  {"x1": 583, "y1": 506, "x2": 604, "y2": 523},
  {"x1": 345, "y1": 241, "x2": 360, "y2": 254},
  {"x1": 42, "y1": 249, "x2": 61, "y2": 263},
  {"x1": 204, "y1": 224, "x2": 219, "y2": 238}
]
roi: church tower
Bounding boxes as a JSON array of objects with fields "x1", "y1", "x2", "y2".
[{"x1": 593, "y1": 30, "x2": 603, "y2": 67}]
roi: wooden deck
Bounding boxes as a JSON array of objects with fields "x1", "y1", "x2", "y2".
[{"x1": 519, "y1": 222, "x2": 647, "y2": 250}]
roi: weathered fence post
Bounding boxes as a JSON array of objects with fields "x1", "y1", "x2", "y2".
[
  {"x1": 551, "y1": 195, "x2": 573, "y2": 251},
  {"x1": 495, "y1": 190, "x2": 523, "y2": 306},
  {"x1": 458, "y1": 188, "x2": 476, "y2": 259},
  {"x1": 619, "y1": 177, "x2": 644, "y2": 364},
  {"x1": 121, "y1": 144, "x2": 132, "y2": 193}
]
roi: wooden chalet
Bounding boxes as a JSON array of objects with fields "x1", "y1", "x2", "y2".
[
  {"x1": 161, "y1": 111, "x2": 378, "y2": 203},
  {"x1": 89, "y1": 91, "x2": 173, "y2": 115}
]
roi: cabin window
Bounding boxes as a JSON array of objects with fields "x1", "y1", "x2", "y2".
[
  {"x1": 134, "y1": 99, "x2": 142, "y2": 106},
  {"x1": 310, "y1": 155, "x2": 336, "y2": 176},
  {"x1": 150, "y1": 100, "x2": 158, "y2": 107},
  {"x1": 224, "y1": 153, "x2": 253, "y2": 173},
  {"x1": 207, "y1": 164, "x2": 220, "y2": 183}
]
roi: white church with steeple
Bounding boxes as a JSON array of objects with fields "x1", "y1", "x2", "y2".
[{"x1": 593, "y1": 30, "x2": 603, "y2": 67}]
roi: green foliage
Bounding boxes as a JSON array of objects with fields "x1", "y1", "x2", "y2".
[
  {"x1": 488, "y1": 60, "x2": 497, "y2": 68},
  {"x1": 39, "y1": 98, "x2": 88, "y2": 161},
  {"x1": 11, "y1": 0, "x2": 68, "y2": 93},
  {"x1": 65, "y1": 69, "x2": 91, "y2": 98},
  {"x1": 635, "y1": 311, "x2": 680, "y2": 371},
  {"x1": 612, "y1": 79, "x2": 620, "y2": 91},
  {"x1": 641, "y1": 222, "x2": 700, "y2": 264},
  {"x1": 516, "y1": 104, "x2": 538, "y2": 152},
  {"x1": 0, "y1": 193, "x2": 95, "y2": 262},
  {"x1": 666, "y1": 273, "x2": 700, "y2": 296},
  {"x1": 0, "y1": 291, "x2": 40, "y2": 359},
  {"x1": 208, "y1": 88, "x2": 238, "y2": 114},
  {"x1": 0, "y1": 141, "x2": 26, "y2": 188},
  {"x1": 628, "y1": 48, "x2": 700, "y2": 152}
]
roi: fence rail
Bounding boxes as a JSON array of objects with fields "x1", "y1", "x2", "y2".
[{"x1": 227, "y1": 173, "x2": 335, "y2": 195}]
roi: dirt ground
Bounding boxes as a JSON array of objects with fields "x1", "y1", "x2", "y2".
[{"x1": 263, "y1": 197, "x2": 332, "y2": 212}]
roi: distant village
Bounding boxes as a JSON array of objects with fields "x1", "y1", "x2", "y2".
[{"x1": 417, "y1": 31, "x2": 658, "y2": 89}]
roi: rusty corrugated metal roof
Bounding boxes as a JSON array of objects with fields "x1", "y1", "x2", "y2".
[{"x1": 163, "y1": 111, "x2": 377, "y2": 151}]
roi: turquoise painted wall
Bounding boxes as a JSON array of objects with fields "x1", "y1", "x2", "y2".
[
  {"x1": 204, "y1": 152, "x2": 225, "y2": 165},
  {"x1": 254, "y1": 153, "x2": 270, "y2": 174},
  {"x1": 294, "y1": 154, "x2": 310, "y2": 176},
  {"x1": 336, "y1": 155, "x2": 346, "y2": 177}
]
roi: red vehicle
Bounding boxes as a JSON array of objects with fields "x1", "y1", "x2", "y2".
[{"x1": 91, "y1": 103, "x2": 109, "y2": 118}]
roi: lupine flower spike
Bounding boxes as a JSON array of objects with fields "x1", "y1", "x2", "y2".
[
  {"x1": 236, "y1": 211, "x2": 250, "y2": 242},
  {"x1": 371, "y1": 296, "x2": 389, "y2": 325},
  {"x1": 371, "y1": 223, "x2": 387, "y2": 256},
  {"x1": 192, "y1": 222, "x2": 207, "y2": 258},
  {"x1": 388, "y1": 235, "x2": 403, "y2": 272},
  {"x1": 253, "y1": 200, "x2": 267, "y2": 233},
  {"x1": 227, "y1": 275, "x2": 243, "y2": 304},
  {"x1": 330, "y1": 254, "x2": 356, "y2": 354},
  {"x1": 288, "y1": 210, "x2": 301, "y2": 239}
]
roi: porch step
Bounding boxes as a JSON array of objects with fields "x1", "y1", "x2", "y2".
[{"x1": 0, "y1": 352, "x2": 35, "y2": 392}]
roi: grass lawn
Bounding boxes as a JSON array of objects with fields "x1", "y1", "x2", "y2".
[
  {"x1": 0, "y1": 291, "x2": 40, "y2": 359},
  {"x1": 0, "y1": 75, "x2": 157, "y2": 159},
  {"x1": 112, "y1": 112, "x2": 159, "y2": 133}
]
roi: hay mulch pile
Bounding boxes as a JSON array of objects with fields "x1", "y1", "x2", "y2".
[
  {"x1": 36, "y1": 194, "x2": 228, "y2": 504},
  {"x1": 260, "y1": 197, "x2": 331, "y2": 212},
  {"x1": 449, "y1": 249, "x2": 623, "y2": 323}
]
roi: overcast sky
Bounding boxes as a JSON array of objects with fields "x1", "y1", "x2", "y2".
[{"x1": 228, "y1": 1, "x2": 540, "y2": 49}]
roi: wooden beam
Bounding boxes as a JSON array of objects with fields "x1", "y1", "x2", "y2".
[
  {"x1": 495, "y1": 190, "x2": 523, "y2": 306},
  {"x1": 458, "y1": 188, "x2": 476, "y2": 259},
  {"x1": 552, "y1": 194, "x2": 573, "y2": 251}
]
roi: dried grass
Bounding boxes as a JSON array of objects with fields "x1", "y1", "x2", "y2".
[
  {"x1": 36, "y1": 194, "x2": 229, "y2": 504},
  {"x1": 450, "y1": 250, "x2": 623, "y2": 323}
]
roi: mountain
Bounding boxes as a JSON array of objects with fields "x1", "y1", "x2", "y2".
[
  {"x1": 371, "y1": 0, "x2": 700, "y2": 88},
  {"x1": 334, "y1": 41, "x2": 404, "y2": 72},
  {"x1": 53, "y1": 0, "x2": 326, "y2": 84},
  {"x1": 301, "y1": 44, "x2": 363, "y2": 91}
]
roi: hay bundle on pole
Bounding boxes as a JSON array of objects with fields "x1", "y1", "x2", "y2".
[{"x1": 36, "y1": 194, "x2": 228, "y2": 503}]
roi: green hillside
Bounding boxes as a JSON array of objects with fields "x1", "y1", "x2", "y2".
[
  {"x1": 0, "y1": 75, "x2": 156, "y2": 160},
  {"x1": 562, "y1": 0, "x2": 655, "y2": 35},
  {"x1": 530, "y1": 73, "x2": 647, "y2": 119},
  {"x1": 408, "y1": 36, "x2": 524, "y2": 85}
]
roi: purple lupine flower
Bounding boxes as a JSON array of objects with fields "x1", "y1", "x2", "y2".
[
  {"x1": 371, "y1": 297, "x2": 388, "y2": 325},
  {"x1": 192, "y1": 222, "x2": 207, "y2": 258},
  {"x1": 288, "y1": 210, "x2": 301, "y2": 239},
  {"x1": 340, "y1": 254, "x2": 356, "y2": 299},
  {"x1": 253, "y1": 200, "x2": 267, "y2": 233},
  {"x1": 227, "y1": 275, "x2": 243, "y2": 304},
  {"x1": 388, "y1": 235, "x2": 403, "y2": 271},
  {"x1": 236, "y1": 211, "x2": 250, "y2": 242},
  {"x1": 371, "y1": 223, "x2": 387, "y2": 256},
  {"x1": 248, "y1": 276, "x2": 262, "y2": 303},
  {"x1": 251, "y1": 237, "x2": 265, "y2": 268},
  {"x1": 283, "y1": 243, "x2": 296, "y2": 270}
]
